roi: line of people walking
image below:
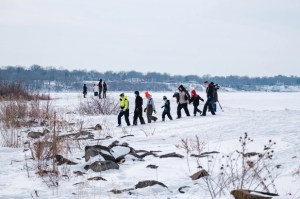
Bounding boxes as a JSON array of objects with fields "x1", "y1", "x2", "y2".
[{"x1": 117, "y1": 81, "x2": 220, "y2": 127}]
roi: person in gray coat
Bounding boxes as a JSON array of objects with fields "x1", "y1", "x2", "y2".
[{"x1": 177, "y1": 85, "x2": 190, "y2": 119}]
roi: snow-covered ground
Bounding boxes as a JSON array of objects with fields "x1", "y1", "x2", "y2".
[{"x1": 0, "y1": 91, "x2": 300, "y2": 199}]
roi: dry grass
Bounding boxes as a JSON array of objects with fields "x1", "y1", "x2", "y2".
[{"x1": 79, "y1": 97, "x2": 119, "y2": 115}]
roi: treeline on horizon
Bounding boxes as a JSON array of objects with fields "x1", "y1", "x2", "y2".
[{"x1": 0, "y1": 65, "x2": 299, "y2": 91}]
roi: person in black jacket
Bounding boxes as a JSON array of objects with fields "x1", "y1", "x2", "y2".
[
  {"x1": 98, "y1": 79, "x2": 103, "y2": 99},
  {"x1": 189, "y1": 89, "x2": 204, "y2": 116},
  {"x1": 133, "y1": 91, "x2": 145, "y2": 125},
  {"x1": 161, "y1": 96, "x2": 173, "y2": 121},
  {"x1": 201, "y1": 81, "x2": 216, "y2": 116},
  {"x1": 83, "y1": 84, "x2": 87, "y2": 98}
]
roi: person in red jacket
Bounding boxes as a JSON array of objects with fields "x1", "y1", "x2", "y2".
[{"x1": 189, "y1": 89, "x2": 204, "y2": 116}]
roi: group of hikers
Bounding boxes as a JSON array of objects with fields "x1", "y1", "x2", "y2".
[
  {"x1": 117, "y1": 81, "x2": 220, "y2": 127},
  {"x1": 83, "y1": 79, "x2": 108, "y2": 99},
  {"x1": 83, "y1": 80, "x2": 220, "y2": 127}
]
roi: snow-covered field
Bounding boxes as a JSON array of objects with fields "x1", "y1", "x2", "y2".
[{"x1": 0, "y1": 91, "x2": 300, "y2": 199}]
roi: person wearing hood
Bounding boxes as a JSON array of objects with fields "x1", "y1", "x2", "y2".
[
  {"x1": 201, "y1": 81, "x2": 216, "y2": 116},
  {"x1": 161, "y1": 96, "x2": 173, "y2": 121},
  {"x1": 83, "y1": 84, "x2": 87, "y2": 98},
  {"x1": 144, "y1": 91, "x2": 158, "y2": 123},
  {"x1": 189, "y1": 89, "x2": 204, "y2": 116},
  {"x1": 133, "y1": 91, "x2": 145, "y2": 125},
  {"x1": 177, "y1": 85, "x2": 191, "y2": 119},
  {"x1": 117, "y1": 93, "x2": 130, "y2": 127},
  {"x1": 98, "y1": 79, "x2": 103, "y2": 99}
]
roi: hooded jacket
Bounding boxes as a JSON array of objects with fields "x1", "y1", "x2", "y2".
[
  {"x1": 120, "y1": 96, "x2": 129, "y2": 111},
  {"x1": 178, "y1": 85, "x2": 190, "y2": 104},
  {"x1": 190, "y1": 90, "x2": 203, "y2": 106}
]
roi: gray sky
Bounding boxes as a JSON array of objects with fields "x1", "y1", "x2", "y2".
[{"x1": 0, "y1": 0, "x2": 299, "y2": 76}]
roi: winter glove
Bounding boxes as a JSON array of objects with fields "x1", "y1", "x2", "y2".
[
  {"x1": 144, "y1": 108, "x2": 147, "y2": 112},
  {"x1": 200, "y1": 98, "x2": 204, "y2": 102},
  {"x1": 161, "y1": 106, "x2": 164, "y2": 109},
  {"x1": 154, "y1": 110, "x2": 157, "y2": 114}
]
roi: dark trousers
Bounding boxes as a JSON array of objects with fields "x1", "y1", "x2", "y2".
[
  {"x1": 162, "y1": 110, "x2": 173, "y2": 121},
  {"x1": 133, "y1": 107, "x2": 145, "y2": 125},
  {"x1": 177, "y1": 103, "x2": 190, "y2": 118},
  {"x1": 103, "y1": 90, "x2": 107, "y2": 98},
  {"x1": 83, "y1": 92, "x2": 87, "y2": 98},
  {"x1": 202, "y1": 98, "x2": 215, "y2": 115},
  {"x1": 99, "y1": 89, "x2": 102, "y2": 99},
  {"x1": 193, "y1": 105, "x2": 202, "y2": 115},
  {"x1": 118, "y1": 110, "x2": 130, "y2": 125}
]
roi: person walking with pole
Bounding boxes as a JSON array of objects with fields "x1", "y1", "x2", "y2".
[{"x1": 201, "y1": 81, "x2": 216, "y2": 116}]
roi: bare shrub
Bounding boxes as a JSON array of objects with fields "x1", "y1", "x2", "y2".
[
  {"x1": 0, "y1": 81, "x2": 50, "y2": 101},
  {"x1": 78, "y1": 97, "x2": 119, "y2": 115},
  {"x1": 182, "y1": 133, "x2": 279, "y2": 199}
]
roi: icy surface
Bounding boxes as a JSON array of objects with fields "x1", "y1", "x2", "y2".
[{"x1": 0, "y1": 92, "x2": 299, "y2": 199}]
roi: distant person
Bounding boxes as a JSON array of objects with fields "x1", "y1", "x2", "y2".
[
  {"x1": 93, "y1": 84, "x2": 99, "y2": 96},
  {"x1": 177, "y1": 85, "x2": 190, "y2": 119},
  {"x1": 144, "y1": 92, "x2": 157, "y2": 123},
  {"x1": 98, "y1": 79, "x2": 103, "y2": 99},
  {"x1": 189, "y1": 89, "x2": 204, "y2": 116},
  {"x1": 161, "y1": 96, "x2": 173, "y2": 121},
  {"x1": 133, "y1": 91, "x2": 145, "y2": 126},
  {"x1": 117, "y1": 93, "x2": 130, "y2": 127},
  {"x1": 103, "y1": 81, "x2": 107, "y2": 98},
  {"x1": 201, "y1": 81, "x2": 216, "y2": 116},
  {"x1": 83, "y1": 84, "x2": 87, "y2": 98},
  {"x1": 212, "y1": 83, "x2": 220, "y2": 112}
]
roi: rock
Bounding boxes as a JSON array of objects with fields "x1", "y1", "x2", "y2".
[
  {"x1": 191, "y1": 151, "x2": 220, "y2": 158},
  {"x1": 85, "y1": 145, "x2": 115, "y2": 162},
  {"x1": 108, "y1": 140, "x2": 120, "y2": 149},
  {"x1": 73, "y1": 171, "x2": 86, "y2": 176},
  {"x1": 160, "y1": 152, "x2": 184, "y2": 159},
  {"x1": 135, "y1": 180, "x2": 168, "y2": 189},
  {"x1": 55, "y1": 155, "x2": 78, "y2": 165},
  {"x1": 191, "y1": 169, "x2": 209, "y2": 180},
  {"x1": 110, "y1": 146, "x2": 131, "y2": 159},
  {"x1": 94, "y1": 124, "x2": 102, "y2": 130},
  {"x1": 28, "y1": 131, "x2": 44, "y2": 139},
  {"x1": 87, "y1": 176, "x2": 107, "y2": 181},
  {"x1": 120, "y1": 135, "x2": 134, "y2": 139},
  {"x1": 231, "y1": 190, "x2": 273, "y2": 199},
  {"x1": 146, "y1": 165, "x2": 159, "y2": 169},
  {"x1": 84, "y1": 160, "x2": 119, "y2": 172},
  {"x1": 178, "y1": 186, "x2": 190, "y2": 193},
  {"x1": 43, "y1": 129, "x2": 50, "y2": 134},
  {"x1": 110, "y1": 188, "x2": 134, "y2": 194}
]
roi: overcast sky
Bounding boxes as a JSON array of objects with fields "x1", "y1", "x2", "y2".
[{"x1": 0, "y1": 0, "x2": 299, "y2": 76}]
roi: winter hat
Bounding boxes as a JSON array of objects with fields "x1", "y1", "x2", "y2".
[
  {"x1": 191, "y1": 90, "x2": 197, "y2": 96},
  {"x1": 120, "y1": 93, "x2": 124, "y2": 97},
  {"x1": 163, "y1": 96, "x2": 167, "y2": 100},
  {"x1": 145, "y1": 91, "x2": 151, "y2": 98},
  {"x1": 178, "y1": 85, "x2": 184, "y2": 90},
  {"x1": 134, "y1": 91, "x2": 140, "y2": 96}
]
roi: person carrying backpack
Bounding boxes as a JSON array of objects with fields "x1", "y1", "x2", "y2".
[
  {"x1": 133, "y1": 91, "x2": 145, "y2": 125},
  {"x1": 103, "y1": 81, "x2": 107, "y2": 98},
  {"x1": 117, "y1": 93, "x2": 130, "y2": 127},
  {"x1": 177, "y1": 85, "x2": 190, "y2": 119},
  {"x1": 189, "y1": 89, "x2": 204, "y2": 116},
  {"x1": 144, "y1": 92, "x2": 158, "y2": 123},
  {"x1": 161, "y1": 96, "x2": 173, "y2": 121},
  {"x1": 83, "y1": 84, "x2": 87, "y2": 98}
]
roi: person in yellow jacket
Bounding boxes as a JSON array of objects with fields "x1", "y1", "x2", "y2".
[{"x1": 117, "y1": 93, "x2": 131, "y2": 127}]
